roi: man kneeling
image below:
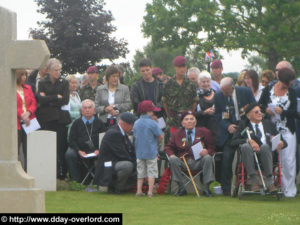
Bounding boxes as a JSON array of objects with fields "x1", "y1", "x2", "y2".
[
  {"x1": 164, "y1": 111, "x2": 215, "y2": 197},
  {"x1": 231, "y1": 103, "x2": 286, "y2": 193},
  {"x1": 65, "y1": 99, "x2": 106, "y2": 183},
  {"x1": 94, "y1": 112, "x2": 137, "y2": 194}
]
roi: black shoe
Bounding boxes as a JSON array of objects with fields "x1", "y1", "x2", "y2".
[
  {"x1": 222, "y1": 189, "x2": 231, "y2": 196},
  {"x1": 203, "y1": 189, "x2": 213, "y2": 197},
  {"x1": 203, "y1": 184, "x2": 213, "y2": 197},
  {"x1": 175, "y1": 188, "x2": 187, "y2": 196},
  {"x1": 108, "y1": 187, "x2": 122, "y2": 195}
]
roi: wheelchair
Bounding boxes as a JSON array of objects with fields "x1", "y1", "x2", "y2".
[{"x1": 231, "y1": 146, "x2": 284, "y2": 200}]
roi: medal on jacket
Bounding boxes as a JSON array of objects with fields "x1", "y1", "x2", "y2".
[
  {"x1": 239, "y1": 104, "x2": 248, "y2": 117},
  {"x1": 182, "y1": 138, "x2": 186, "y2": 147},
  {"x1": 222, "y1": 106, "x2": 230, "y2": 119}
]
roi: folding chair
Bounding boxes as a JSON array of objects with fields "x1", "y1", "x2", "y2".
[
  {"x1": 80, "y1": 132, "x2": 105, "y2": 185},
  {"x1": 80, "y1": 157, "x2": 97, "y2": 185},
  {"x1": 166, "y1": 154, "x2": 203, "y2": 195}
]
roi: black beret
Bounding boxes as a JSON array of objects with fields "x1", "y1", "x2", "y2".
[
  {"x1": 120, "y1": 112, "x2": 137, "y2": 124},
  {"x1": 245, "y1": 102, "x2": 260, "y2": 115}
]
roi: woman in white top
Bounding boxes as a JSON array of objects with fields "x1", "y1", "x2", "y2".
[
  {"x1": 244, "y1": 70, "x2": 264, "y2": 102},
  {"x1": 95, "y1": 65, "x2": 131, "y2": 127}
]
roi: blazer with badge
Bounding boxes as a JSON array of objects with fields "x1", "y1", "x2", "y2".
[
  {"x1": 231, "y1": 119, "x2": 287, "y2": 149},
  {"x1": 94, "y1": 125, "x2": 135, "y2": 186},
  {"x1": 164, "y1": 127, "x2": 215, "y2": 160},
  {"x1": 214, "y1": 86, "x2": 255, "y2": 147}
]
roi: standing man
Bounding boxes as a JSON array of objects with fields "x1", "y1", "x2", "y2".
[
  {"x1": 152, "y1": 67, "x2": 164, "y2": 82},
  {"x1": 79, "y1": 66, "x2": 101, "y2": 101},
  {"x1": 130, "y1": 59, "x2": 164, "y2": 115},
  {"x1": 94, "y1": 112, "x2": 137, "y2": 194},
  {"x1": 214, "y1": 77, "x2": 255, "y2": 195},
  {"x1": 187, "y1": 67, "x2": 201, "y2": 94},
  {"x1": 210, "y1": 59, "x2": 224, "y2": 92},
  {"x1": 27, "y1": 65, "x2": 48, "y2": 94},
  {"x1": 163, "y1": 56, "x2": 198, "y2": 136}
]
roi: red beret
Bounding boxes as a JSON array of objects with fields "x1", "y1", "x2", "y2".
[
  {"x1": 210, "y1": 59, "x2": 223, "y2": 69},
  {"x1": 86, "y1": 66, "x2": 99, "y2": 73},
  {"x1": 180, "y1": 110, "x2": 195, "y2": 122},
  {"x1": 173, "y1": 56, "x2": 187, "y2": 67},
  {"x1": 152, "y1": 67, "x2": 163, "y2": 76}
]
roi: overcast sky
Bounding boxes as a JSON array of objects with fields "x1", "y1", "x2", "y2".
[{"x1": 0, "y1": 0, "x2": 248, "y2": 73}]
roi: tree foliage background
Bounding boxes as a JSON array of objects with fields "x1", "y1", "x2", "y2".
[
  {"x1": 132, "y1": 43, "x2": 221, "y2": 76},
  {"x1": 142, "y1": 0, "x2": 300, "y2": 72},
  {"x1": 30, "y1": 0, "x2": 128, "y2": 74}
]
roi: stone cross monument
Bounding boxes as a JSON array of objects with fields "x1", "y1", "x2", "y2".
[{"x1": 0, "y1": 7, "x2": 50, "y2": 213}]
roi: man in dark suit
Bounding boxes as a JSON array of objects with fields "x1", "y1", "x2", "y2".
[
  {"x1": 164, "y1": 111, "x2": 215, "y2": 197},
  {"x1": 94, "y1": 112, "x2": 137, "y2": 194},
  {"x1": 214, "y1": 77, "x2": 255, "y2": 195},
  {"x1": 231, "y1": 103, "x2": 286, "y2": 192}
]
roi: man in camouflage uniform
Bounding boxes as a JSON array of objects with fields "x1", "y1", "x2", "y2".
[
  {"x1": 79, "y1": 66, "x2": 101, "y2": 101},
  {"x1": 162, "y1": 56, "x2": 198, "y2": 141}
]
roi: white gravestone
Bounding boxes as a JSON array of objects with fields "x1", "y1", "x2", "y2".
[
  {"x1": 27, "y1": 131, "x2": 56, "y2": 191},
  {"x1": 0, "y1": 6, "x2": 50, "y2": 213}
]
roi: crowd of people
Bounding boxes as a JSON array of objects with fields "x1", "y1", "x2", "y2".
[{"x1": 16, "y1": 56, "x2": 300, "y2": 198}]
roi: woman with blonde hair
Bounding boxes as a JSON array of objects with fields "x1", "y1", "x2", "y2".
[{"x1": 66, "y1": 75, "x2": 81, "y2": 125}]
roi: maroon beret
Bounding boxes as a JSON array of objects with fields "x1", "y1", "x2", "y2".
[
  {"x1": 210, "y1": 59, "x2": 223, "y2": 69},
  {"x1": 86, "y1": 66, "x2": 99, "y2": 73},
  {"x1": 173, "y1": 56, "x2": 187, "y2": 67},
  {"x1": 180, "y1": 110, "x2": 195, "y2": 122},
  {"x1": 152, "y1": 67, "x2": 163, "y2": 76},
  {"x1": 138, "y1": 100, "x2": 161, "y2": 114}
]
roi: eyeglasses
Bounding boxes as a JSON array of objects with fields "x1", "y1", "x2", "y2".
[{"x1": 253, "y1": 110, "x2": 261, "y2": 114}]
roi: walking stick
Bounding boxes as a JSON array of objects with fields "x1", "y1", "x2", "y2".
[
  {"x1": 246, "y1": 129, "x2": 267, "y2": 191},
  {"x1": 181, "y1": 153, "x2": 200, "y2": 197}
]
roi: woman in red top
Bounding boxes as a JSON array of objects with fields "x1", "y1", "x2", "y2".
[{"x1": 16, "y1": 69, "x2": 37, "y2": 171}]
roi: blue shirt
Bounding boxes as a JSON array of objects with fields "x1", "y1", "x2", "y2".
[
  {"x1": 211, "y1": 80, "x2": 220, "y2": 92},
  {"x1": 133, "y1": 115, "x2": 162, "y2": 159},
  {"x1": 81, "y1": 116, "x2": 95, "y2": 124},
  {"x1": 185, "y1": 128, "x2": 195, "y2": 144}
]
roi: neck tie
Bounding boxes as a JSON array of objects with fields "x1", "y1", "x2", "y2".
[
  {"x1": 228, "y1": 96, "x2": 236, "y2": 124},
  {"x1": 124, "y1": 134, "x2": 133, "y2": 153},
  {"x1": 255, "y1": 124, "x2": 262, "y2": 140},
  {"x1": 187, "y1": 130, "x2": 192, "y2": 146}
]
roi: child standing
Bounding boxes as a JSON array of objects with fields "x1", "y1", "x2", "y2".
[{"x1": 133, "y1": 100, "x2": 163, "y2": 197}]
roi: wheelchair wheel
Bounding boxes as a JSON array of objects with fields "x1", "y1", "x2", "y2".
[{"x1": 238, "y1": 184, "x2": 243, "y2": 200}]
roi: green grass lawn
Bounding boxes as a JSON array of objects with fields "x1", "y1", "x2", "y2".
[{"x1": 46, "y1": 191, "x2": 300, "y2": 225}]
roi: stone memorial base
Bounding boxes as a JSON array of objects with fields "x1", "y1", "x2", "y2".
[{"x1": 0, "y1": 161, "x2": 45, "y2": 213}]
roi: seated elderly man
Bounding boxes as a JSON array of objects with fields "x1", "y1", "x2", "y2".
[
  {"x1": 65, "y1": 99, "x2": 106, "y2": 183},
  {"x1": 94, "y1": 112, "x2": 137, "y2": 194},
  {"x1": 164, "y1": 111, "x2": 215, "y2": 197},
  {"x1": 231, "y1": 103, "x2": 286, "y2": 193}
]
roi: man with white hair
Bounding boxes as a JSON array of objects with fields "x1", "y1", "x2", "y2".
[
  {"x1": 65, "y1": 99, "x2": 106, "y2": 183},
  {"x1": 214, "y1": 77, "x2": 255, "y2": 195}
]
